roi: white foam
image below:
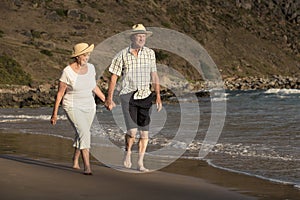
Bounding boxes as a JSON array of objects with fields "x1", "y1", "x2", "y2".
[
  {"x1": 265, "y1": 88, "x2": 300, "y2": 95},
  {"x1": 16, "y1": 131, "x2": 73, "y2": 141},
  {"x1": 211, "y1": 97, "x2": 228, "y2": 102},
  {"x1": 205, "y1": 159, "x2": 298, "y2": 187},
  {"x1": 210, "y1": 142, "x2": 298, "y2": 161},
  {"x1": 0, "y1": 114, "x2": 67, "y2": 121},
  {"x1": 0, "y1": 119, "x2": 29, "y2": 122},
  {"x1": 89, "y1": 129, "x2": 299, "y2": 162}
]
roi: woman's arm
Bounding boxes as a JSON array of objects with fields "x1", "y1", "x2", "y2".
[
  {"x1": 93, "y1": 86, "x2": 106, "y2": 102},
  {"x1": 50, "y1": 81, "x2": 67, "y2": 125}
]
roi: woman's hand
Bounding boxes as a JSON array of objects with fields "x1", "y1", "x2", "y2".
[{"x1": 50, "y1": 115, "x2": 58, "y2": 125}]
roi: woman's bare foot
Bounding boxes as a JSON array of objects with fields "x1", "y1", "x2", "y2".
[
  {"x1": 72, "y1": 158, "x2": 80, "y2": 169},
  {"x1": 84, "y1": 167, "x2": 92, "y2": 175},
  {"x1": 72, "y1": 164, "x2": 80, "y2": 170},
  {"x1": 83, "y1": 171, "x2": 93, "y2": 175}
]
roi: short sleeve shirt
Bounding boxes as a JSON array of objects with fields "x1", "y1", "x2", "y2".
[
  {"x1": 109, "y1": 46, "x2": 157, "y2": 99},
  {"x1": 60, "y1": 63, "x2": 96, "y2": 109}
]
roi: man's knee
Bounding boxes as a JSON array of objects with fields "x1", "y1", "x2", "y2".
[
  {"x1": 126, "y1": 128, "x2": 137, "y2": 138},
  {"x1": 140, "y1": 130, "x2": 149, "y2": 139}
]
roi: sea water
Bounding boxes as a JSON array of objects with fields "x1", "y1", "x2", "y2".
[{"x1": 0, "y1": 89, "x2": 299, "y2": 188}]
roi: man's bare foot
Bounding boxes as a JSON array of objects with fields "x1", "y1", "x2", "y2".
[
  {"x1": 137, "y1": 153, "x2": 148, "y2": 172},
  {"x1": 123, "y1": 151, "x2": 132, "y2": 168},
  {"x1": 138, "y1": 166, "x2": 149, "y2": 172}
]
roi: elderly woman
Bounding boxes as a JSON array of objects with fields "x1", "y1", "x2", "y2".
[{"x1": 51, "y1": 43, "x2": 105, "y2": 175}]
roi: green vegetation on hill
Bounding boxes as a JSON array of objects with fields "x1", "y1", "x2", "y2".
[
  {"x1": 0, "y1": 55, "x2": 32, "y2": 85},
  {"x1": 0, "y1": 0, "x2": 299, "y2": 86}
]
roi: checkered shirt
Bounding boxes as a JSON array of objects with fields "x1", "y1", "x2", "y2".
[{"x1": 109, "y1": 46, "x2": 157, "y2": 99}]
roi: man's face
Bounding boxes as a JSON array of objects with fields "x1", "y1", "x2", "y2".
[{"x1": 131, "y1": 33, "x2": 146, "y2": 48}]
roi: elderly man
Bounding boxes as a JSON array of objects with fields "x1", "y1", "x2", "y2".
[{"x1": 105, "y1": 24, "x2": 162, "y2": 172}]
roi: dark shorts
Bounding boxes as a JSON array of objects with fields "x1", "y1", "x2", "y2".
[{"x1": 120, "y1": 92, "x2": 154, "y2": 131}]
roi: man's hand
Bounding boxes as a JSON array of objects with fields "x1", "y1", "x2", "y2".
[
  {"x1": 105, "y1": 99, "x2": 116, "y2": 111},
  {"x1": 156, "y1": 97, "x2": 162, "y2": 112}
]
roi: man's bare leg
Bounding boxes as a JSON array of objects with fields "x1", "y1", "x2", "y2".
[
  {"x1": 72, "y1": 148, "x2": 81, "y2": 169},
  {"x1": 124, "y1": 128, "x2": 137, "y2": 168},
  {"x1": 138, "y1": 130, "x2": 149, "y2": 172}
]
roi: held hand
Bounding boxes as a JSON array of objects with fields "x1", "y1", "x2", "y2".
[
  {"x1": 111, "y1": 101, "x2": 116, "y2": 110},
  {"x1": 105, "y1": 99, "x2": 116, "y2": 111}
]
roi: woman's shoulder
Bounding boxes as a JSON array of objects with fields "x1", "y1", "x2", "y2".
[
  {"x1": 87, "y1": 63, "x2": 95, "y2": 70},
  {"x1": 87, "y1": 63, "x2": 96, "y2": 74},
  {"x1": 87, "y1": 63, "x2": 95, "y2": 67},
  {"x1": 62, "y1": 65, "x2": 72, "y2": 72}
]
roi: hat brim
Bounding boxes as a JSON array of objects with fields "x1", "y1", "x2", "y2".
[
  {"x1": 129, "y1": 30, "x2": 153, "y2": 37},
  {"x1": 71, "y1": 44, "x2": 94, "y2": 58}
]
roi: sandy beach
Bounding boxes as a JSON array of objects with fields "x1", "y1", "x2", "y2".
[{"x1": 0, "y1": 132, "x2": 299, "y2": 200}]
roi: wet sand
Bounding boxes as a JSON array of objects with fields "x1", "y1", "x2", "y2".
[{"x1": 0, "y1": 132, "x2": 299, "y2": 199}]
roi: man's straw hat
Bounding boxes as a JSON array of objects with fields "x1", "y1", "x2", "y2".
[
  {"x1": 129, "y1": 24, "x2": 152, "y2": 37},
  {"x1": 71, "y1": 43, "x2": 94, "y2": 58}
]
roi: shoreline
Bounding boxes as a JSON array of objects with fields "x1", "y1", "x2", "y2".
[
  {"x1": 1, "y1": 131, "x2": 299, "y2": 199},
  {"x1": 1, "y1": 76, "x2": 300, "y2": 108}
]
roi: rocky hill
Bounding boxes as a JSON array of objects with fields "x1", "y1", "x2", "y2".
[{"x1": 0, "y1": 0, "x2": 299, "y2": 87}]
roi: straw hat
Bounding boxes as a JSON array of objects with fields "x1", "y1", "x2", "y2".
[
  {"x1": 129, "y1": 24, "x2": 152, "y2": 37},
  {"x1": 71, "y1": 43, "x2": 94, "y2": 57}
]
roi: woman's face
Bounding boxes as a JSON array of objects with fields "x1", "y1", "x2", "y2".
[
  {"x1": 77, "y1": 53, "x2": 90, "y2": 65},
  {"x1": 131, "y1": 33, "x2": 146, "y2": 49}
]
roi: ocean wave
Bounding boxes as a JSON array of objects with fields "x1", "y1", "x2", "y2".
[
  {"x1": 90, "y1": 129, "x2": 298, "y2": 162},
  {"x1": 0, "y1": 119, "x2": 29, "y2": 122},
  {"x1": 205, "y1": 159, "x2": 300, "y2": 188},
  {"x1": 28, "y1": 132, "x2": 73, "y2": 141},
  {"x1": 265, "y1": 88, "x2": 300, "y2": 95},
  {"x1": 0, "y1": 114, "x2": 68, "y2": 122},
  {"x1": 210, "y1": 143, "x2": 298, "y2": 161}
]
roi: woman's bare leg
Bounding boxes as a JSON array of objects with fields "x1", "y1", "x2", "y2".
[
  {"x1": 81, "y1": 149, "x2": 92, "y2": 174},
  {"x1": 72, "y1": 148, "x2": 81, "y2": 169}
]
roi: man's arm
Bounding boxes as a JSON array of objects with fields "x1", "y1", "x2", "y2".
[
  {"x1": 151, "y1": 71, "x2": 162, "y2": 112},
  {"x1": 105, "y1": 73, "x2": 118, "y2": 110}
]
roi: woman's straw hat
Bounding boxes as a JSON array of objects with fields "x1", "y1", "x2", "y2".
[
  {"x1": 71, "y1": 43, "x2": 94, "y2": 58},
  {"x1": 129, "y1": 24, "x2": 152, "y2": 37}
]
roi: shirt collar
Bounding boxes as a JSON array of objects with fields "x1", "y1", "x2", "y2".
[{"x1": 128, "y1": 45, "x2": 144, "y2": 53}]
